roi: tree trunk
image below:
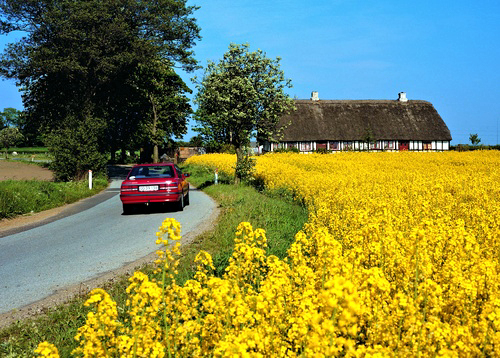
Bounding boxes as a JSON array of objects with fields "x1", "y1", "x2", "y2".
[
  {"x1": 235, "y1": 146, "x2": 244, "y2": 185},
  {"x1": 140, "y1": 147, "x2": 153, "y2": 163},
  {"x1": 150, "y1": 94, "x2": 159, "y2": 163},
  {"x1": 120, "y1": 147, "x2": 127, "y2": 163},
  {"x1": 153, "y1": 145, "x2": 159, "y2": 164},
  {"x1": 110, "y1": 146, "x2": 116, "y2": 163}
]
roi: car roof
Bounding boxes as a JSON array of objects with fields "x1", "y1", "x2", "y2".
[{"x1": 131, "y1": 162, "x2": 175, "y2": 168}]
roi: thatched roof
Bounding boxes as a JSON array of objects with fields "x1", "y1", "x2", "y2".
[{"x1": 279, "y1": 100, "x2": 452, "y2": 141}]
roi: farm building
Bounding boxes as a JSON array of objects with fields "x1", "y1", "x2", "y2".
[
  {"x1": 264, "y1": 92, "x2": 452, "y2": 152},
  {"x1": 178, "y1": 146, "x2": 206, "y2": 159}
]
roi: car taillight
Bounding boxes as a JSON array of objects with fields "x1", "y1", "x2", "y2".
[
  {"x1": 160, "y1": 181, "x2": 178, "y2": 190},
  {"x1": 121, "y1": 185, "x2": 138, "y2": 192}
]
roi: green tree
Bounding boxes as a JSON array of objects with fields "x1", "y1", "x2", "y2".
[
  {"x1": 131, "y1": 60, "x2": 191, "y2": 163},
  {"x1": 0, "y1": 107, "x2": 41, "y2": 146},
  {"x1": 0, "y1": 107, "x2": 20, "y2": 127},
  {"x1": 188, "y1": 134, "x2": 204, "y2": 147},
  {"x1": 194, "y1": 43, "x2": 295, "y2": 183},
  {"x1": 0, "y1": 126, "x2": 23, "y2": 158},
  {"x1": 469, "y1": 133, "x2": 481, "y2": 146},
  {"x1": 0, "y1": 0, "x2": 200, "y2": 179}
]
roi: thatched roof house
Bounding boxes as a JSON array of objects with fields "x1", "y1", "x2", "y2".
[{"x1": 265, "y1": 92, "x2": 452, "y2": 152}]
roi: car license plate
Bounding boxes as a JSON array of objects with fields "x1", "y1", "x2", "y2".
[{"x1": 139, "y1": 185, "x2": 159, "y2": 192}]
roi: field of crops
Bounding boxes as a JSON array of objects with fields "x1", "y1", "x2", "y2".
[{"x1": 37, "y1": 151, "x2": 500, "y2": 357}]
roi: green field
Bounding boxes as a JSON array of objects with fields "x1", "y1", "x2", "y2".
[
  {"x1": 0, "y1": 147, "x2": 52, "y2": 161},
  {"x1": 0, "y1": 147, "x2": 48, "y2": 153}
]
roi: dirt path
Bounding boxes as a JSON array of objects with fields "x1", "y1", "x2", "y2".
[{"x1": 0, "y1": 161, "x2": 54, "y2": 181}]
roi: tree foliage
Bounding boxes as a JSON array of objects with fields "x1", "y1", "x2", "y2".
[
  {"x1": 0, "y1": 0, "x2": 200, "y2": 179},
  {"x1": 0, "y1": 107, "x2": 20, "y2": 127},
  {"x1": 175, "y1": 134, "x2": 204, "y2": 148},
  {"x1": 0, "y1": 107, "x2": 42, "y2": 145},
  {"x1": 188, "y1": 134, "x2": 204, "y2": 147},
  {"x1": 469, "y1": 133, "x2": 481, "y2": 146},
  {"x1": 45, "y1": 115, "x2": 108, "y2": 181},
  {"x1": 131, "y1": 60, "x2": 192, "y2": 163},
  {"x1": 0, "y1": 126, "x2": 23, "y2": 158},
  {"x1": 193, "y1": 43, "x2": 295, "y2": 182}
]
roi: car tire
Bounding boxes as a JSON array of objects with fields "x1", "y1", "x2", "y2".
[
  {"x1": 123, "y1": 204, "x2": 134, "y2": 215},
  {"x1": 177, "y1": 193, "x2": 184, "y2": 211},
  {"x1": 185, "y1": 191, "x2": 190, "y2": 206}
]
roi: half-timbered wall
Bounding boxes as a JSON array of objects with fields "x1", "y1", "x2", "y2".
[{"x1": 267, "y1": 140, "x2": 451, "y2": 153}]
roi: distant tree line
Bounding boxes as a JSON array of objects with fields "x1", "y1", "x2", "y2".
[
  {"x1": 176, "y1": 134, "x2": 204, "y2": 148},
  {"x1": 451, "y1": 144, "x2": 500, "y2": 151},
  {"x1": 451, "y1": 134, "x2": 499, "y2": 151}
]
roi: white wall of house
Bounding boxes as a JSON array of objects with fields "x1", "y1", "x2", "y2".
[{"x1": 265, "y1": 140, "x2": 451, "y2": 153}]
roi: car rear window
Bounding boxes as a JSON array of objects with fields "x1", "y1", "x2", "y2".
[{"x1": 129, "y1": 165, "x2": 174, "y2": 179}]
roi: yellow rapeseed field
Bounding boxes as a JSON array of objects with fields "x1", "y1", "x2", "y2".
[{"x1": 37, "y1": 151, "x2": 500, "y2": 357}]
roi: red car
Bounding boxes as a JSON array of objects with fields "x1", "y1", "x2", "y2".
[{"x1": 120, "y1": 163, "x2": 190, "y2": 214}]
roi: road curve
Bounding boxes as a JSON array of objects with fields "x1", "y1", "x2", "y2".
[{"x1": 0, "y1": 177, "x2": 217, "y2": 323}]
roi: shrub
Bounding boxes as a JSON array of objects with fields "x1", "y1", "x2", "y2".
[
  {"x1": 46, "y1": 116, "x2": 107, "y2": 181},
  {"x1": 274, "y1": 147, "x2": 299, "y2": 153},
  {"x1": 234, "y1": 155, "x2": 255, "y2": 183},
  {"x1": 314, "y1": 147, "x2": 330, "y2": 154}
]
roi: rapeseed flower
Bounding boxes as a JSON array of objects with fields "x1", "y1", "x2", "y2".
[{"x1": 40, "y1": 151, "x2": 500, "y2": 356}]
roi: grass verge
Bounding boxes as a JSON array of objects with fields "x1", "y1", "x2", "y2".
[
  {"x1": 0, "y1": 177, "x2": 109, "y2": 219},
  {"x1": 0, "y1": 164, "x2": 308, "y2": 357}
]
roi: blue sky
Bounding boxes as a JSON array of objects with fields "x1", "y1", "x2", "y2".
[{"x1": 1, "y1": 0, "x2": 499, "y2": 145}]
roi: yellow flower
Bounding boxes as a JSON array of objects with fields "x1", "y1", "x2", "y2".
[
  {"x1": 35, "y1": 342, "x2": 60, "y2": 358},
  {"x1": 38, "y1": 151, "x2": 500, "y2": 357}
]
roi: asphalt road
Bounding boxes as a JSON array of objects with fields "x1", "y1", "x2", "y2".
[{"x1": 0, "y1": 177, "x2": 217, "y2": 314}]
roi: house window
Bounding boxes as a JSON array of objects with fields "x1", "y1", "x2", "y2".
[
  {"x1": 316, "y1": 142, "x2": 327, "y2": 150},
  {"x1": 423, "y1": 141, "x2": 432, "y2": 150},
  {"x1": 300, "y1": 142, "x2": 312, "y2": 151},
  {"x1": 370, "y1": 141, "x2": 380, "y2": 150},
  {"x1": 385, "y1": 141, "x2": 394, "y2": 149},
  {"x1": 329, "y1": 141, "x2": 340, "y2": 150},
  {"x1": 343, "y1": 141, "x2": 353, "y2": 151},
  {"x1": 288, "y1": 142, "x2": 297, "y2": 149}
]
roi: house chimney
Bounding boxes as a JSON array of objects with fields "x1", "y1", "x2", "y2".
[
  {"x1": 398, "y1": 92, "x2": 408, "y2": 102},
  {"x1": 311, "y1": 91, "x2": 319, "y2": 101}
]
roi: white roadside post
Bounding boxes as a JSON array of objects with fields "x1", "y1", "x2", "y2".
[
  {"x1": 214, "y1": 168, "x2": 218, "y2": 185},
  {"x1": 89, "y1": 170, "x2": 93, "y2": 189}
]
